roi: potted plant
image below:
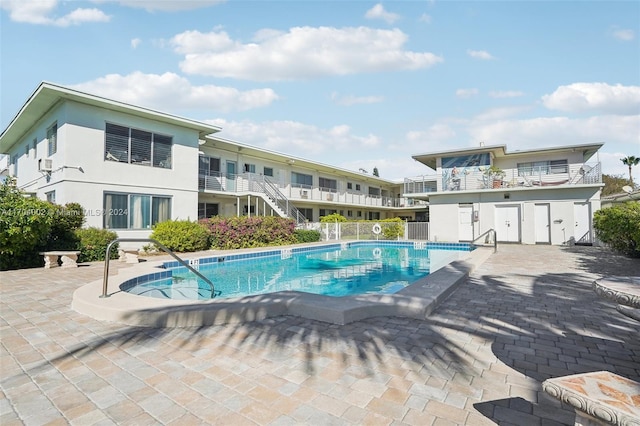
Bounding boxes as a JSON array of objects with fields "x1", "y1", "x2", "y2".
[{"x1": 485, "y1": 165, "x2": 506, "y2": 188}]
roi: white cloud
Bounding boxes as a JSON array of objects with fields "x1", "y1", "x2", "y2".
[
  {"x1": 171, "y1": 26, "x2": 443, "y2": 81},
  {"x1": 542, "y1": 82, "x2": 640, "y2": 115},
  {"x1": 467, "y1": 49, "x2": 495, "y2": 60},
  {"x1": 456, "y1": 88, "x2": 479, "y2": 98},
  {"x1": 131, "y1": 38, "x2": 141, "y2": 49},
  {"x1": 489, "y1": 90, "x2": 524, "y2": 99},
  {"x1": 207, "y1": 119, "x2": 380, "y2": 159},
  {"x1": 418, "y1": 13, "x2": 432, "y2": 24},
  {"x1": 365, "y1": 4, "x2": 400, "y2": 24},
  {"x1": 612, "y1": 28, "x2": 635, "y2": 41},
  {"x1": 70, "y1": 72, "x2": 279, "y2": 113},
  {"x1": 0, "y1": 0, "x2": 110, "y2": 26},
  {"x1": 331, "y1": 92, "x2": 384, "y2": 106},
  {"x1": 93, "y1": 0, "x2": 225, "y2": 11}
]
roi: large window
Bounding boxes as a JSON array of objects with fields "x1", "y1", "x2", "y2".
[
  {"x1": 105, "y1": 123, "x2": 172, "y2": 169},
  {"x1": 47, "y1": 122, "x2": 57, "y2": 156},
  {"x1": 198, "y1": 203, "x2": 219, "y2": 219},
  {"x1": 298, "y1": 208, "x2": 313, "y2": 222},
  {"x1": 368, "y1": 187, "x2": 381, "y2": 196},
  {"x1": 244, "y1": 163, "x2": 256, "y2": 173},
  {"x1": 291, "y1": 171, "x2": 312, "y2": 187},
  {"x1": 441, "y1": 153, "x2": 490, "y2": 169},
  {"x1": 199, "y1": 156, "x2": 221, "y2": 176},
  {"x1": 517, "y1": 159, "x2": 568, "y2": 176},
  {"x1": 104, "y1": 193, "x2": 171, "y2": 229},
  {"x1": 319, "y1": 177, "x2": 337, "y2": 191},
  {"x1": 263, "y1": 167, "x2": 274, "y2": 177}
]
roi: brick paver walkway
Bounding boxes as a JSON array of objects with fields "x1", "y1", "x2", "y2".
[{"x1": 1, "y1": 245, "x2": 639, "y2": 425}]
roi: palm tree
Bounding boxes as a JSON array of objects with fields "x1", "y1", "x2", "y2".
[{"x1": 621, "y1": 156, "x2": 640, "y2": 186}]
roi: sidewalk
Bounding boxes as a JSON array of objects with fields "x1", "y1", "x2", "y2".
[{"x1": 1, "y1": 245, "x2": 638, "y2": 425}]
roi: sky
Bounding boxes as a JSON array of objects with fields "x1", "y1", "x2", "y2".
[{"x1": 1, "y1": 0, "x2": 639, "y2": 183}]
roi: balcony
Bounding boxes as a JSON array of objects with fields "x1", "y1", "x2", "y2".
[
  {"x1": 199, "y1": 172, "x2": 426, "y2": 209},
  {"x1": 404, "y1": 162, "x2": 602, "y2": 194}
]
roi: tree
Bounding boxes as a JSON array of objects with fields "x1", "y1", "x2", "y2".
[
  {"x1": 621, "y1": 156, "x2": 639, "y2": 186},
  {"x1": 602, "y1": 174, "x2": 630, "y2": 196},
  {"x1": 373, "y1": 167, "x2": 379, "y2": 177}
]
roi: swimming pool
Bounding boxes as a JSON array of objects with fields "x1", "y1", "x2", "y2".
[{"x1": 121, "y1": 242, "x2": 474, "y2": 300}]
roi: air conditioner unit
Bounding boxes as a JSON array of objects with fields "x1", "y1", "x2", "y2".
[
  {"x1": 301, "y1": 190, "x2": 308, "y2": 199},
  {"x1": 40, "y1": 158, "x2": 53, "y2": 172},
  {"x1": 326, "y1": 194, "x2": 334, "y2": 201}
]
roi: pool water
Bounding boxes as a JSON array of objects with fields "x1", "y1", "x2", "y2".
[{"x1": 123, "y1": 243, "x2": 470, "y2": 300}]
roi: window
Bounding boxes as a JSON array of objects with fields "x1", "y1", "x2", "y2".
[
  {"x1": 199, "y1": 156, "x2": 221, "y2": 176},
  {"x1": 47, "y1": 122, "x2": 57, "y2": 156},
  {"x1": 244, "y1": 163, "x2": 256, "y2": 173},
  {"x1": 298, "y1": 208, "x2": 313, "y2": 222},
  {"x1": 347, "y1": 210, "x2": 353, "y2": 217},
  {"x1": 32, "y1": 139, "x2": 37, "y2": 158},
  {"x1": 264, "y1": 167, "x2": 274, "y2": 177},
  {"x1": 198, "y1": 203, "x2": 219, "y2": 219},
  {"x1": 518, "y1": 159, "x2": 568, "y2": 176},
  {"x1": 442, "y1": 153, "x2": 490, "y2": 169},
  {"x1": 319, "y1": 177, "x2": 337, "y2": 191},
  {"x1": 368, "y1": 187, "x2": 381, "y2": 196},
  {"x1": 347, "y1": 182, "x2": 353, "y2": 190},
  {"x1": 368, "y1": 212, "x2": 381, "y2": 220},
  {"x1": 319, "y1": 209, "x2": 337, "y2": 218},
  {"x1": 104, "y1": 123, "x2": 172, "y2": 169},
  {"x1": 25, "y1": 145, "x2": 29, "y2": 157},
  {"x1": 291, "y1": 171, "x2": 312, "y2": 187},
  {"x1": 46, "y1": 191, "x2": 56, "y2": 203},
  {"x1": 355, "y1": 184, "x2": 361, "y2": 191},
  {"x1": 104, "y1": 192, "x2": 171, "y2": 229}
]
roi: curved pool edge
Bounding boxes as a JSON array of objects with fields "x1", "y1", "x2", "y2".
[{"x1": 72, "y1": 246, "x2": 494, "y2": 327}]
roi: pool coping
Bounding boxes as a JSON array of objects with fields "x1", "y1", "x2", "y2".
[{"x1": 72, "y1": 244, "x2": 494, "y2": 327}]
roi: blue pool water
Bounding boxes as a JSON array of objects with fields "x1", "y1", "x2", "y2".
[{"x1": 121, "y1": 242, "x2": 472, "y2": 300}]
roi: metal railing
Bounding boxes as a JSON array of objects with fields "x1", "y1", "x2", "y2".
[
  {"x1": 472, "y1": 229, "x2": 497, "y2": 253},
  {"x1": 100, "y1": 238, "x2": 219, "y2": 299}
]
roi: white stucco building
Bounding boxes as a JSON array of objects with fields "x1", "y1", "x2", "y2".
[{"x1": 0, "y1": 82, "x2": 604, "y2": 246}]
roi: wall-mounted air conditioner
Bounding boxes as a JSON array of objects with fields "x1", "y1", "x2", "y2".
[
  {"x1": 39, "y1": 158, "x2": 53, "y2": 172},
  {"x1": 301, "y1": 190, "x2": 308, "y2": 199},
  {"x1": 326, "y1": 194, "x2": 334, "y2": 201}
]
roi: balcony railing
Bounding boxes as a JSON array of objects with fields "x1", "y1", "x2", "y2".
[
  {"x1": 199, "y1": 172, "x2": 425, "y2": 209},
  {"x1": 404, "y1": 162, "x2": 602, "y2": 194}
]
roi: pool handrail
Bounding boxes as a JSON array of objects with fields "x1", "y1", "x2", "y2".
[
  {"x1": 100, "y1": 238, "x2": 219, "y2": 299},
  {"x1": 472, "y1": 228, "x2": 497, "y2": 253}
]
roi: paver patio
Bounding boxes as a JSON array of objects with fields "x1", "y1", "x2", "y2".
[{"x1": 1, "y1": 245, "x2": 639, "y2": 425}]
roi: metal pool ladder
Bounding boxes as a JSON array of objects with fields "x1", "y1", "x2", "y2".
[{"x1": 100, "y1": 238, "x2": 218, "y2": 299}]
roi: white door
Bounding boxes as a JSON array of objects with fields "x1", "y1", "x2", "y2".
[
  {"x1": 534, "y1": 204, "x2": 551, "y2": 244},
  {"x1": 574, "y1": 202, "x2": 591, "y2": 243},
  {"x1": 495, "y1": 205, "x2": 520, "y2": 243},
  {"x1": 458, "y1": 205, "x2": 474, "y2": 241}
]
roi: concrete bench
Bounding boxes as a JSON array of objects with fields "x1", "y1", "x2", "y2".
[
  {"x1": 542, "y1": 371, "x2": 640, "y2": 426},
  {"x1": 40, "y1": 251, "x2": 81, "y2": 269},
  {"x1": 118, "y1": 248, "x2": 139, "y2": 264}
]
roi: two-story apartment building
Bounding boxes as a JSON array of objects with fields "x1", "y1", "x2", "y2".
[
  {"x1": 1, "y1": 82, "x2": 603, "y2": 246},
  {"x1": 405, "y1": 144, "x2": 603, "y2": 245}
]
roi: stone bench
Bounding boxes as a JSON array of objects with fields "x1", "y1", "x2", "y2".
[
  {"x1": 542, "y1": 371, "x2": 640, "y2": 426},
  {"x1": 40, "y1": 251, "x2": 81, "y2": 269},
  {"x1": 118, "y1": 248, "x2": 139, "y2": 264}
]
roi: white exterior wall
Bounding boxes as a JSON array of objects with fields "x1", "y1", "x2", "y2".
[
  {"x1": 428, "y1": 186, "x2": 601, "y2": 245},
  {"x1": 6, "y1": 100, "x2": 202, "y2": 242}
]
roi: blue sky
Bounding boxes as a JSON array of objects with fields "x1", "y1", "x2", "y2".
[{"x1": 1, "y1": 0, "x2": 639, "y2": 182}]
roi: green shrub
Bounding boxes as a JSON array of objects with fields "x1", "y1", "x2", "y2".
[
  {"x1": 0, "y1": 178, "x2": 55, "y2": 270},
  {"x1": 381, "y1": 218, "x2": 405, "y2": 240},
  {"x1": 201, "y1": 216, "x2": 297, "y2": 249},
  {"x1": 320, "y1": 213, "x2": 347, "y2": 223},
  {"x1": 46, "y1": 203, "x2": 85, "y2": 251},
  {"x1": 76, "y1": 228, "x2": 119, "y2": 262},
  {"x1": 150, "y1": 220, "x2": 210, "y2": 252},
  {"x1": 594, "y1": 202, "x2": 640, "y2": 257},
  {"x1": 294, "y1": 229, "x2": 321, "y2": 243}
]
